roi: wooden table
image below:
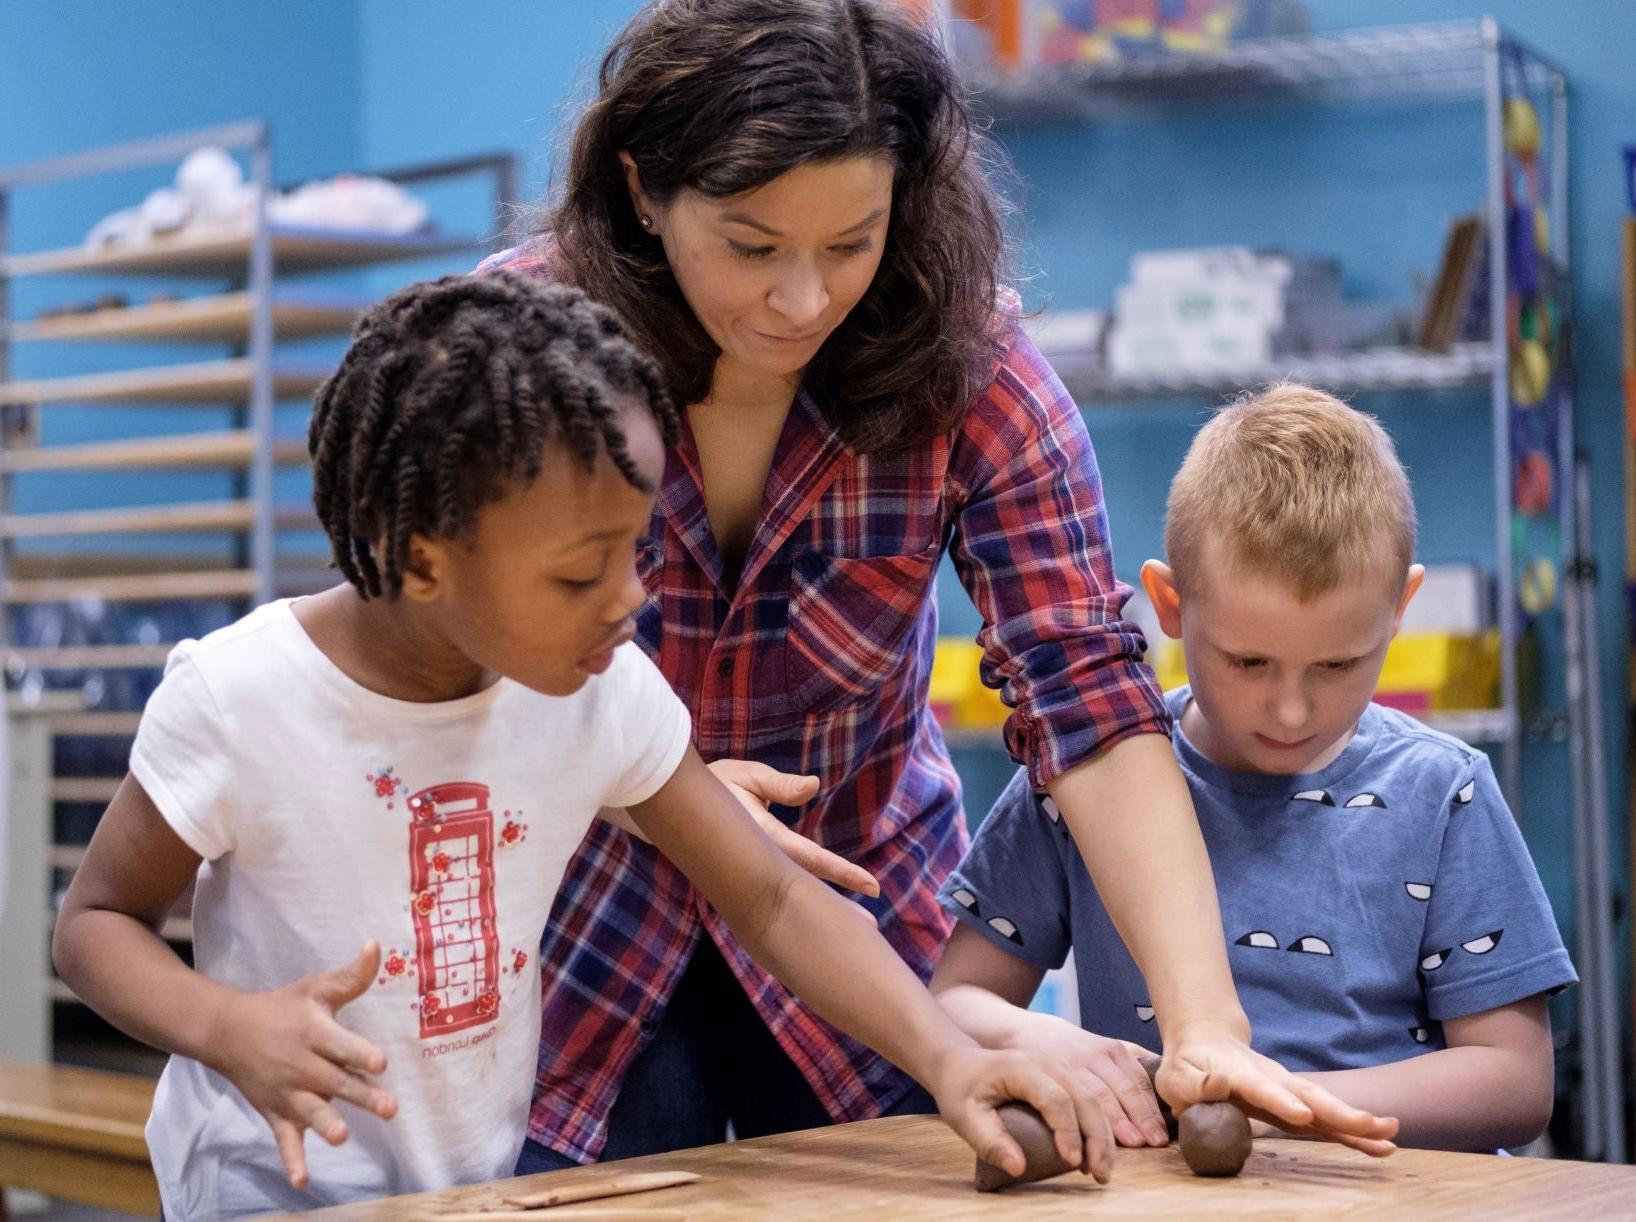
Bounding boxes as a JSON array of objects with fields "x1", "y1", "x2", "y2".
[
  {"x1": 283, "y1": 1114, "x2": 1636, "y2": 1220},
  {"x1": 0, "y1": 1060, "x2": 159, "y2": 1215}
]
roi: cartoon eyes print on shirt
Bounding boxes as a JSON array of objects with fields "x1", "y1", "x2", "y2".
[
  {"x1": 1453, "y1": 778, "x2": 1477, "y2": 806},
  {"x1": 950, "y1": 888, "x2": 1026, "y2": 946},
  {"x1": 1405, "y1": 882, "x2": 1434, "y2": 901},
  {"x1": 1289, "y1": 790, "x2": 1387, "y2": 809},
  {"x1": 1461, "y1": 930, "x2": 1504, "y2": 955},
  {"x1": 1410, "y1": 1025, "x2": 1432, "y2": 1044},
  {"x1": 1234, "y1": 931, "x2": 1335, "y2": 955},
  {"x1": 1421, "y1": 930, "x2": 1503, "y2": 974},
  {"x1": 1135, "y1": 1003, "x2": 1155, "y2": 1023},
  {"x1": 987, "y1": 916, "x2": 1025, "y2": 946}
]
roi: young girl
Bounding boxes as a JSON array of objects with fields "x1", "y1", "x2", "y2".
[{"x1": 51, "y1": 274, "x2": 1103, "y2": 1218}]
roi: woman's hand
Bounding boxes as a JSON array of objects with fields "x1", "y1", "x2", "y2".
[
  {"x1": 925, "y1": 1044, "x2": 1116, "y2": 1183},
  {"x1": 1156, "y1": 1020, "x2": 1398, "y2": 1156},
  {"x1": 705, "y1": 758, "x2": 879, "y2": 898}
]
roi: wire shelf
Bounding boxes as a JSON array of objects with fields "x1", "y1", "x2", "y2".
[
  {"x1": 972, "y1": 21, "x2": 1560, "y2": 121},
  {"x1": 1053, "y1": 341, "x2": 1491, "y2": 405}
]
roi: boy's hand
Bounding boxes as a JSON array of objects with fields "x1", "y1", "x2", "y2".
[
  {"x1": 208, "y1": 941, "x2": 398, "y2": 1189},
  {"x1": 1158, "y1": 1020, "x2": 1398, "y2": 1157},
  {"x1": 925, "y1": 1044, "x2": 1115, "y2": 1183},
  {"x1": 1006, "y1": 1011, "x2": 1170, "y2": 1148},
  {"x1": 706, "y1": 759, "x2": 879, "y2": 898}
]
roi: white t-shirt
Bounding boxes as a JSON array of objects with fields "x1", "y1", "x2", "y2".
[{"x1": 131, "y1": 599, "x2": 691, "y2": 1219}]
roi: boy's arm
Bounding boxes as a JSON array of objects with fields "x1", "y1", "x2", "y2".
[
  {"x1": 627, "y1": 747, "x2": 1113, "y2": 1180},
  {"x1": 1047, "y1": 734, "x2": 1397, "y2": 1153},
  {"x1": 53, "y1": 776, "x2": 396, "y2": 1188},
  {"x1": 1290, "y1": 997, "x2": 1554, "y2": 1151},
  {"x1": 932, "y1": 923, "x2": 1171, "y2": 1148}
]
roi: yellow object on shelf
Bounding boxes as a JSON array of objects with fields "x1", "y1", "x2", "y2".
[
  {"x1": 929, "y1": 638, "x2": 1009, "y2": 730},
  {"x1": 1149, "y1": 632, "x2": 1500, "y2": 714},
  {"x1": 1153, "y1": 638, "x2": 1188, "y2": 693}
]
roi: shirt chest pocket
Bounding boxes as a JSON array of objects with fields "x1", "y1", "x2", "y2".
[{"x1": 784, "y1": 545, "x2": 940, "y2": 716}]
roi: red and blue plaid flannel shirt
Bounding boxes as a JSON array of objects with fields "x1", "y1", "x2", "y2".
[{"x1": 480, "y1": 243, "x2": 1170, "y2": 1162}]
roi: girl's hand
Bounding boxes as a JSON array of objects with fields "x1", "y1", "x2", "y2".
[
  {"x1": 1156, "y1": 1020, "x2": 1398, "y2": 1157},
  {"x1": 925, "y1": 1044, "x2": 1116, "y2": 1183},
  {"x1": 208, "y1": 941, "x2": 398, "y2": 1188},
  {"x1": 1006, "y1": 1012, "x2": 1170, "y2": 1147},
  {"x1": 705, "y1": 758, "x2": 879, "y2": 898}
]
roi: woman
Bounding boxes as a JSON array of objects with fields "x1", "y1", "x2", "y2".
[{"x1": 483, "y1": 0, "x2": 1395, "y2": 1172}]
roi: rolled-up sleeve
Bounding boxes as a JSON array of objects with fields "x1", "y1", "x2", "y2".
[{"x1": 947, "y1": 319, "x2": 1171, "y2": 788}]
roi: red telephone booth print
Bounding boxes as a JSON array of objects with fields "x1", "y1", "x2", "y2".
[{"x1": 407, "y1": 782, "x2": 500, "y2": 1038}]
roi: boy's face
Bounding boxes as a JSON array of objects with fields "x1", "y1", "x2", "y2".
[
  {"x1": 409, "y1": 404, "x2": 665, "y2": 697},
  {"x1": 1143, "y1": 548, "x2": 1422, "y2": 776}
]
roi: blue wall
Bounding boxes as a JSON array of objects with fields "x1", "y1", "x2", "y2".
[{"x1": 0, "y1": 1, "x2": 364, "y2": 531}]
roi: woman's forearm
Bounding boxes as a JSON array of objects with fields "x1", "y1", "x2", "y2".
[
  {"x1": 1300, "y1": 1047, "x2": 1552, "y2": 1151},
  {"x1": 1046, "y1": 732, "x2": 1246, "y2": 1043}
]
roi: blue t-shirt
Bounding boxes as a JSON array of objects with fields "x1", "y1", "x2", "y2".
[{"x1": 939, "y1": 688, "x2": 1577, "y2": 1071}]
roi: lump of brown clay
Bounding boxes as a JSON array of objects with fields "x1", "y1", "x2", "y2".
[
  {"x1": 973, "y1": 1102, "x2": 1075, "y2": 1191},
  {"x1": 1177, "y1": 1102, "x2": 1252, "y2": 1177},
  {"x1": 1138, "y1": 1052, "x2": 1250, "y2": 1176}
]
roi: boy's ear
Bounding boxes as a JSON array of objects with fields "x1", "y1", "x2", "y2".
[
  {"x1": 1140, "y1": 559, "x2": 1183, "y2": 639},
  {"x1": 1392, "y1": 563, "x2": 1425, "y2": 631},
  {"x1": 399, "y1": 535, "x2": 443, "y2": 602}
]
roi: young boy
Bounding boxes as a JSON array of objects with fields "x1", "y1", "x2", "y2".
[
  {"x1": 51, "y1": 274, "x2": 1103, "y2": 1218},
  {"x1": 932, "y1": 384, "x2": 1576, "y2": 1153}
]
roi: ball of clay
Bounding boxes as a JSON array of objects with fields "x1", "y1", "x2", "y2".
[
  {"x1": 973, "y1": 1102, "x2": 1075, "y2": 1192},
  {"x1": 1178, "y1": 1102, "x2": 1252, "y2": 1177}
]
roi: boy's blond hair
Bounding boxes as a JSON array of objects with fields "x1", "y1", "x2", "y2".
[{"x1": 1164, "y1": 383, "x2": 1416, "y2": 601}]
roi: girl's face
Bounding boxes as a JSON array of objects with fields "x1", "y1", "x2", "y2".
[
  {"x1": 411, "y1": 404, "x2": 664, "y2": 698},
  {"x1": 624, "y1": 155, "x2": 894, "y2": 396}
]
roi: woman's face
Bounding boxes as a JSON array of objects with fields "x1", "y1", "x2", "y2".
[{"x1": 625, "y1": 154, "x2": 893, "y2": 394}]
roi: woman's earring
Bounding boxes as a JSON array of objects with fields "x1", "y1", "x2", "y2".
[{"x1": 640, "y1": 213, "x2": 654, "y2": 231}]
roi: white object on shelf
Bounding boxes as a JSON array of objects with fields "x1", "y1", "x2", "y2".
[
  {"x1": 1400, "y1": 563, "x2": 1492, "y2": 634},
  {"x1": 1021, "y1": 307, "x2": 1108, "y2": 358},
  {"x1": 1107, "y1": 246, "x2": 1348, "y2": 378}
]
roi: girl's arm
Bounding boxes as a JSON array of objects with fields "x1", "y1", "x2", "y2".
[
  {"x1": 932, "y1": 923, "x2": 1171, "y2": 1149},
  {"x1": 1291, "y1": 998, "x2": 1554, "y2": 1151},
  {"x1": 628, "y1": 746, "x2": 1114, "y2": 1181},
  {"x1": 53, "y1": 776, "x2": 396, "y2": 1189}
]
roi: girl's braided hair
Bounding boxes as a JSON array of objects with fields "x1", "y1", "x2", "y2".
[{"x1": 308, "y1": 272, "x2": 679, "y2": 599}]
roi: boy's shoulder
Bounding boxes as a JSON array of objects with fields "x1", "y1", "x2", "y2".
[{"x1": 1349, "y1": 704, "x2": 1491, "y2": 807}]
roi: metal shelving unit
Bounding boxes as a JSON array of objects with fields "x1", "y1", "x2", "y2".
[
  {"x1": 960, "y1": 19, "x2": 1622, "y2": 1161},
  {"x1": 974, "y1": 20, "x2": 1550, "y2": 116},
  {"x1": 1059, "y1": 341, "x2": 1493, "y2": 405},
  {"x1": 0, "y1": 121, "x2": 517, "y2": 1047}
]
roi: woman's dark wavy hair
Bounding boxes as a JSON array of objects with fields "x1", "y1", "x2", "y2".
[{"x1": 547, "y1": 0, "x2": 1010, "y2": 454}]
